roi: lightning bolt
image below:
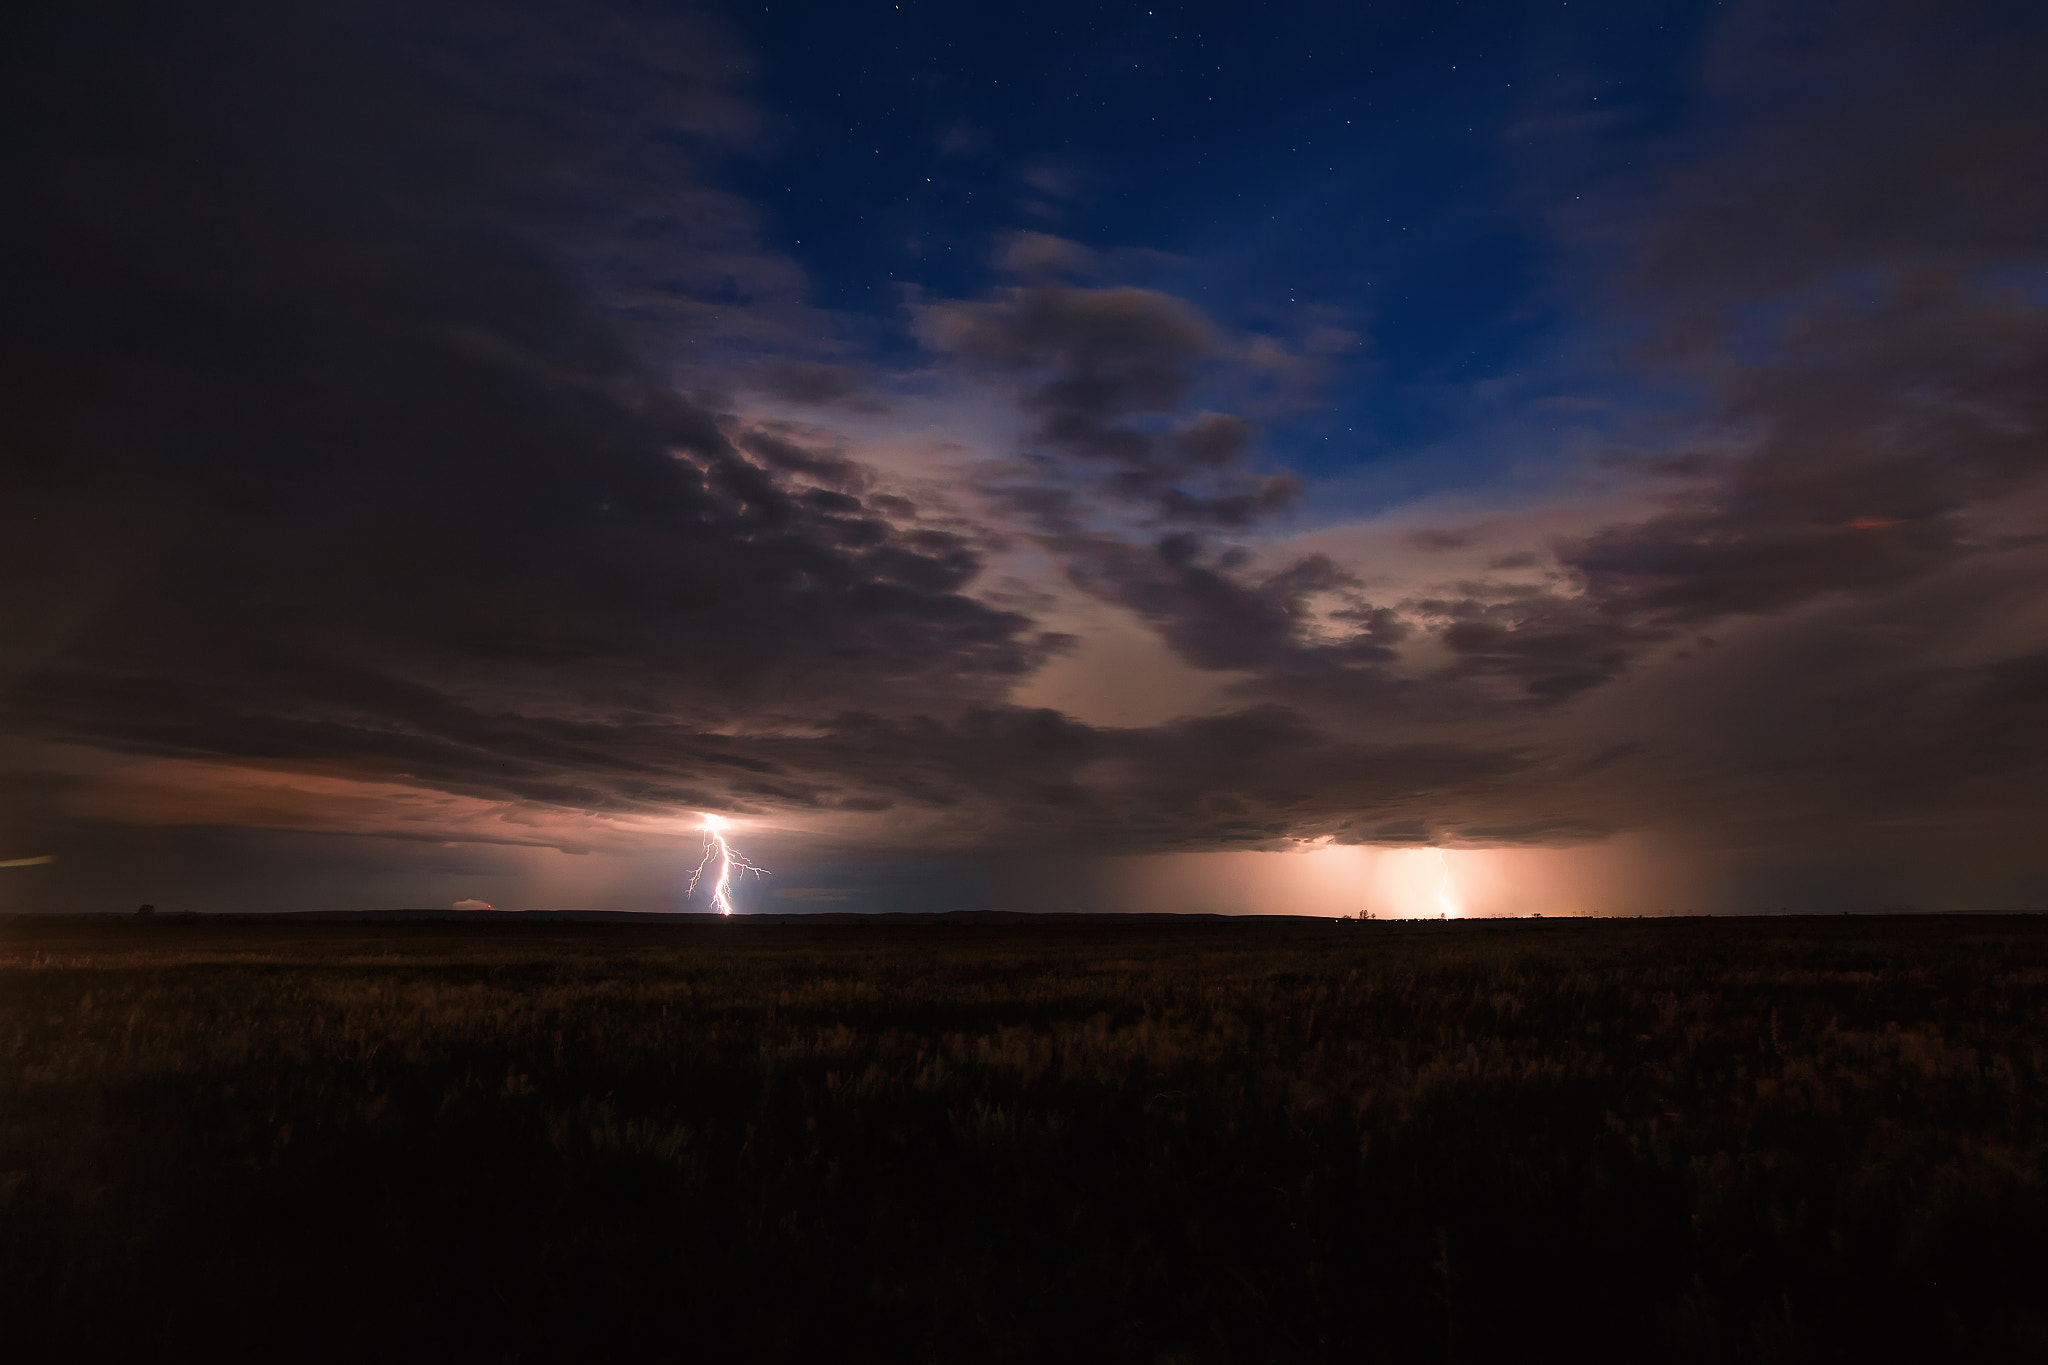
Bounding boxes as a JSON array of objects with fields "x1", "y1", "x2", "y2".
[
  {"x1": 688, "y1": 815, "x2": 765, "y2": 915},
  {"x1": 1433, "y1": 848, "x2": 1458, "y2": 918}
]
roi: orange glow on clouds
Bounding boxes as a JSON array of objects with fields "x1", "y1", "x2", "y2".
[{"x1": 54, "y1": 753, "x2": 720, "y2": 853}]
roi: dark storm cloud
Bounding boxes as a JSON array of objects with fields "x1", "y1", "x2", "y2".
[
  {"x1": 1559, "y1": 3, "x2": 2048, "y2": 632},
  {"x1": 920, "y1": 284, "x2": 1299, "y2": 530},
  {"x1": 1066, "y1": 537, "x2": 1399, "y2": 675},
  {"x1": 1645, "y1": 0, "x2": 2048, "y2": 297},
  {"x1": 0, "y1": 0, "x2": 1061, "y2": 850},
  {"x1": 1571, "y1": 1, "x2": 2048, "y2": 635},
  {"x1": 1480, "y1": 7, "x2": 2048, "y2": 643},
  {"x1": 12, "y1": 0, "x2": 1460, "y2": 875},
  {"x1": 915, "y1": 276, "x2": 1376, "y2": 697},
  {"x1": 1536, "y1": 551, "x2": 2048, "y2": 873},
  {"x1": 1409, "y1": 588, "x2": 1653, "y2": 704},
  {"x1": 1382, "y1": 0, "x2": 2048, "y2": 861},
  {"x1": 734, "y1": 703, "x2": 1529, "y2": 853},
  {"x1": 750, "y1": 361, "x2": 889, "y2": 412}
]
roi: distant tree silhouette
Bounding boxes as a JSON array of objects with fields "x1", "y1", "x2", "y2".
[{"x1": 136, "y1": 904, "x2": 156, "y2": 920}]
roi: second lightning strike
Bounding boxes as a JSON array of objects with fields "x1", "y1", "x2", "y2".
[{"x1": 689, "y1": 815, "x2": 765, "y2": 915}]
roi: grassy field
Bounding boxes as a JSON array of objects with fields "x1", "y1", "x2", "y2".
[{"x1": 2, "y1": 914, "x2": 2044, "y2": 1363}]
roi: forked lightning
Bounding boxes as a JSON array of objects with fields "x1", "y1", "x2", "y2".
[{"x1": 689, "y1": 815, "x2": 765, "y2": 915}]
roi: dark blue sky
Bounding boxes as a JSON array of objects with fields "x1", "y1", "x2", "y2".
[{"x1": 727, "y1": 0, "x2": 1714, "y2": 478}]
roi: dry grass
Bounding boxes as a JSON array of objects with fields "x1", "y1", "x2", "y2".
[{"x1": 2, "y1": 915, "x2": 2045, "y2": 1362}]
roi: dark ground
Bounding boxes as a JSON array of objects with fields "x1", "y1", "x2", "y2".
[{"x1": 2, "y1": 914, "x2": 2044, "y2": 1363}]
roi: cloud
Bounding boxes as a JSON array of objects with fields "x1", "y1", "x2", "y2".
[
  {"x1": 1544, "y1": 3, "x2": 2048, "y2": 655},
  {"x1": 962, "y1": 0, "x2": 2048, "y2": 870},
  {"x1": 1645, "y1": 0, "x2": 2048, "y2": 297},
  {"x1": 1015, "y1": 161, "x2": 1085, "y2": 218},
  {"x1": 992, "y1": 232, "x2": 1102, "y2": 279},
  {"x1": 0, "y1": 0, "x2": 1063, "y2": 847},
  {"x1": 1063, "y1": 538, "x2": 1393, "y2": 674},
  {"x1": 751, "y1": 361, "x2": 880, "y2": 409},
  {"x1": 5, "y1": 0, "x2": 2047, "y2": 915},
  {"x1": 918, "y1": 284, "x2": 1308, "y2": 537}
]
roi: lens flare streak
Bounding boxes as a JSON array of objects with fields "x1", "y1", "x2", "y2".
[{"x1": 688, "y1": 816, "x2": 765, "y2": 915}]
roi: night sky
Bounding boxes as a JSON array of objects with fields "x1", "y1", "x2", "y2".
[{"x1": 5, "y1": 0, "x2": 2046, "y2": 916}]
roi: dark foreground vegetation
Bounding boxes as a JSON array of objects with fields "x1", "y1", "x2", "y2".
[{"x1": 3, "y1": 915, "x2": 2045, "y2": 1363}]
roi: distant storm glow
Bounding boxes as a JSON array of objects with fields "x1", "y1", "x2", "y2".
[
  {"x1": 688, "y1": 816, "x2": 765, "y2": 916},
  {"x1": 1433, "y1": 849, "x2": 1460, "y2": 919}
]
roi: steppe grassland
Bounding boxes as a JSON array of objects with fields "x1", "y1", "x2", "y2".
[{"x1": 3, "y1": 917, "x2": 2044, "y2": 1363}]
